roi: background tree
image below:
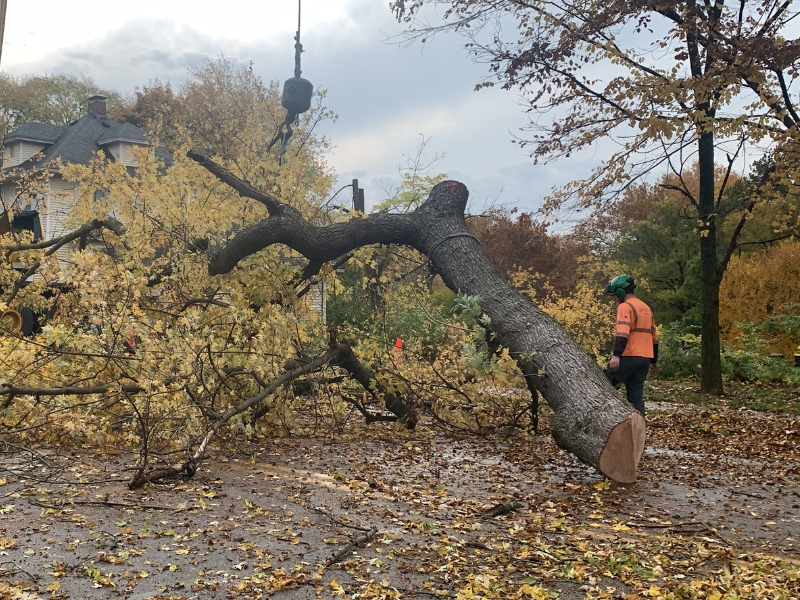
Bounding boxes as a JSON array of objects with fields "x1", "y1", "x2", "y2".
[
  {"x1": 392, "y1": 0, "x2": 800, "y2": 394},
  {"x1": 468, "y1": 210, "x2": 583, "y2": 300},
  {"x1": 111, "y1": 80, "x2": 182, "y2": 150},
  {"x1": 0, "y1": 72, "x2": 122, "y2": 138},
  {"x1": 720, "y1": 239, "x2": 800, "y2": 356}
]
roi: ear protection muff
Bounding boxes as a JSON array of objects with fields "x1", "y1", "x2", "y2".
[{"x1": 614, "y1": 286, "x2": 627, "y2": 299}]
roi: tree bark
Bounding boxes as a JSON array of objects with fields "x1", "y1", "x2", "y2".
[
  {"x1": 328, "y1": 342, "x2": 418, "y2": 428},
  {"x1": 193, "y1": 155, "x2": 646, "y2": 482},
  {"x1": 698, "y1": 131, "x2": 724, "y2": 395},
  {"x1": 258, "y1": 342, "x2": 418, "y2": 427}
]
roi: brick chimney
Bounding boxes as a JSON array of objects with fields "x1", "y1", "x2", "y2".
[{"x1": 87, "y1": 94, "x2": 108, "y2": 118}]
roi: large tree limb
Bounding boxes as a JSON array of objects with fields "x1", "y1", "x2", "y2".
[
  {"x1": 2, "y1": 218, "x2": 125, "y2": 257},
  {"x1": 253, "y1": 341, "x2": 418, "y2": 427},
  {"x1": 0, "y1": 383, "x2": 143, "y2": 396},
  {"x1": 190, "y1": 152, "x2": 645, "y2": 482},
  {"x1": 0, "y1": 383, "x2": 144, "y2": 410}
]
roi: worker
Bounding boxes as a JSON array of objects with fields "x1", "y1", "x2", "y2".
[{"x1": 603, "y1": 275, "x2": 658, "y2": 416}]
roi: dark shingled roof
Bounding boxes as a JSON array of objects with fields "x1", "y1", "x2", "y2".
[
  {"x1": 4, "y1": 122, "x2": 66, "y2": 144},
  {"x1": 5, "y1": 112, "x2": 172, "y2": 169},
  {"x1": 97, "y1": 121, "x2": 148, "y2": 145}
]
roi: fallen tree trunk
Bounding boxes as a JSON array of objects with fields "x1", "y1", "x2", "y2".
[{"x1": 190, "y1": 153, "x2": 646, "y2": 482}]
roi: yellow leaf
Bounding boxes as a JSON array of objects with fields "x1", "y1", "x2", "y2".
[
  {"x1": 329, "y1": 579, "x2": 345, "y2": 595},
  {"x1": 520, "y1": 583, "x2": 553, "y2": 598},
  {"x1": 46, "y1": 581, "x2": 61, "y2": 592}
]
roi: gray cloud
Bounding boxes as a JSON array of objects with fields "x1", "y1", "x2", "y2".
[{"x1": 5, "y1": 0, "x2": 577, "y2": 214}]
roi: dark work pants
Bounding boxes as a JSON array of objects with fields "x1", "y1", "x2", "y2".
[{"x1": 604, "y1": 356, "x2": 650, "y2": 416}]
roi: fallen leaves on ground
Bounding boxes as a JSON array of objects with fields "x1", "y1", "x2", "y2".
[{"x1": 0, "y1": 380, "x2": 798, "y2": 599}]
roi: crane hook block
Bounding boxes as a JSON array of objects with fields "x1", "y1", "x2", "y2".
[{"x1": 281, "y1": 77, "x2": 313, "y2": 115}]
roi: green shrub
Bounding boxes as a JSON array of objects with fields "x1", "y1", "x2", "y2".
[
  {"x1": 658, "y1": 318, "x2": 800, "y2": 383},
  {"x1": 657, "y1": 321, "x2": 702, "y2": 378},
  {"x1": 721, "y1": 320, "x2": 800, "y2": 383}
]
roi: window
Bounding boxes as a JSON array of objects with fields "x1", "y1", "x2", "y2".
[{"x1": 11, "y1": 210, "x2": 42, "y2": 241}]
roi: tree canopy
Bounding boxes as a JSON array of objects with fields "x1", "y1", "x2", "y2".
[
  {"x1": 392, "y1": 0, "x2": 800, "y2": 393},
  {"x1": 0, "y1": 72, "x2": 123, "y2": 138}
]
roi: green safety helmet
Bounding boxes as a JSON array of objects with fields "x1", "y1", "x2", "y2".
[{"x1": 604, "y1": 274, "x2": 636, "y2": 299}]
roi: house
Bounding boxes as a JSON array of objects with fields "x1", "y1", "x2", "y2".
[
  {"x1": 1, "y1": 95, "x2": 328, "y2": 329},
  {"x1": 1, "y1": 94, "x2": 171, "y2": 254},
  {"x1": 0, "y1": 95, "x2": 173, "y2": 334}
]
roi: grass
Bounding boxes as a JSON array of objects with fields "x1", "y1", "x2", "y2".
[{"x1": 645, "y1": 376, "x2": 800, "y2": 415}]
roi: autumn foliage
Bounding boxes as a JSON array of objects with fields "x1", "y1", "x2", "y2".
[{"x1": 720, "y1": 239, "x2": 800, "y2": 357}]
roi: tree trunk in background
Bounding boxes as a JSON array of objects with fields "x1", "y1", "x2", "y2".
[{"x1": 698, "y1": 132, "x2": 724, "y2": 395}]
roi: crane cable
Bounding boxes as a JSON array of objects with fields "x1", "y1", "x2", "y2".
[{"x1": 267, "y1": 0, "x2": 305, "y2": 165}]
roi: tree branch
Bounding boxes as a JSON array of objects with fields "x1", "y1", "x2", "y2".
[
  {"x1": 187, "y1": 150, "x2": 282, "y2": 213},
  {"x1": 3, "y1": 218, "x2": 125, "y2": 257},
  {"x1": 3, "y1": 218, "x2": 126, "y2": 304},
  {"x1": 189, "y1": 153, "x2": 419, "y2": 275},
  {"x1": 717, "y1": 162, "x2": 779, "y2": 281}
]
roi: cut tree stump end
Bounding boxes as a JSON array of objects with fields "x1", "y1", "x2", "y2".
[{"x1": 598, "y1": 412, "x2": 646, "y2": 483}]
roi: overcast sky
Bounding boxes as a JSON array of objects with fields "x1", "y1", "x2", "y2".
[{"x1": 1, "y1": 0, "x2": 602, "y2": 217}]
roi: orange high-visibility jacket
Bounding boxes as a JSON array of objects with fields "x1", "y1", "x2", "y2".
[{"x1": 614, "y1": 297, "x2": 658, "y2": 358}]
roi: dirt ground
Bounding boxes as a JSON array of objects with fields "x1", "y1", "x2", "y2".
[{"x1": 1, "y1": 397, "x2": 799, "y2": 599}]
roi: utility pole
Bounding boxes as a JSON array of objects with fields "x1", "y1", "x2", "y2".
[
  {"x1": 351, "y1": 179, "x2": 365, "y2": 213},
  {"x1": 0, "y1": 0, "x2": 7, "y2": 67}
]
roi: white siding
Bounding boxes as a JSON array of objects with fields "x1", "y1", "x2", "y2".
[
  {"x1": 106, "y1": 143, "x2": 121, "y2": 161},
  {"x1": 305, "y1": 281, "x2": 327, "y2": 323},
  {"x1": 40, "y1": 177, "x2": 77, "y2": 267},
  {"x1": 0, "y1": 183, "x2": 17, "y2": 206},
  {"x1": 20, "y1": 142, "x2": 47, "y2": 163},
  {"x1": 49, "y1": 178, "x2": 76, "y2": 193},
  {"x1": 120, "y1": 142, "x2": 140, "y2": 167},
  {"x1": 105, "y1": 142, "x2": 141, "y2": 167},
  {"x1": 2, "y1": 141, "x2": 47, "y2": 168}
]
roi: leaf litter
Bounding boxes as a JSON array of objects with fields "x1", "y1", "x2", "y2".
[{"x1": 1, "y1": 387, "x2": 798, "y2": 599}]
